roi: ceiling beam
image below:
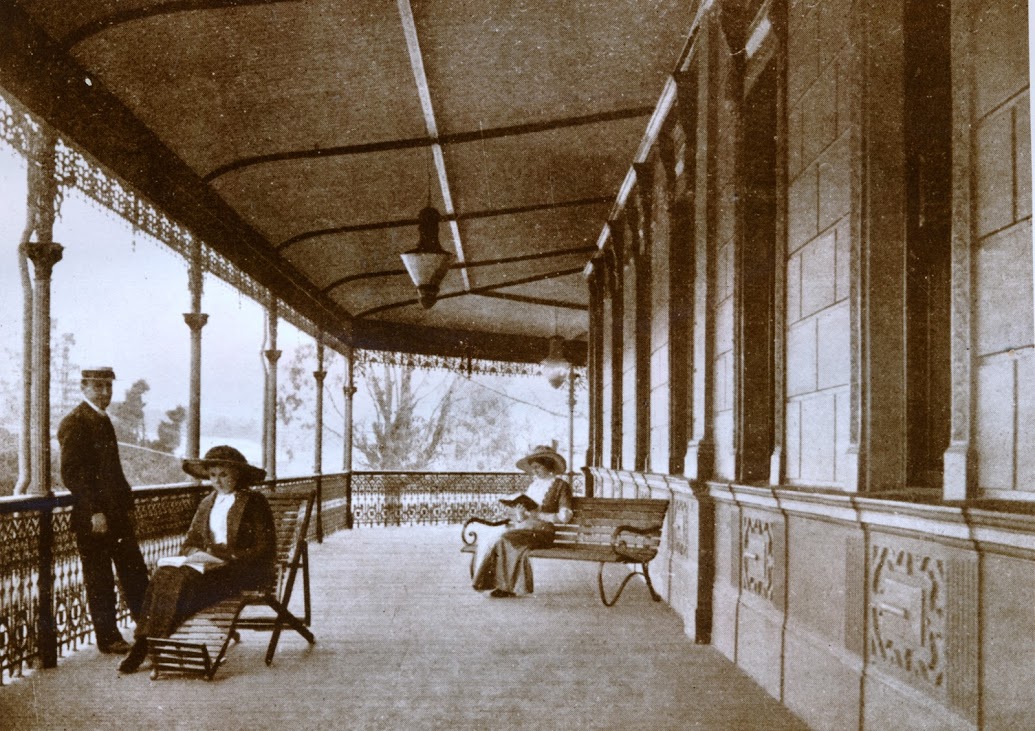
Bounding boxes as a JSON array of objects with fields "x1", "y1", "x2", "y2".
[
  {"x1": 356, "y1": 266, "x2": 585, "y2": 318},
  {"x1": 204, "y1": 106, "x2": 652, "y2": 183},
  {"x1": 277, "y1": 196, "x2": 612, "y2": 252},
  {"x1": 479, "y1": 291, "x2": 587, "y2": 311},
  {"x1": 320, "y1": 245, "x2": 596, "y2": 295},
  {"x1": 60, "y1": 0, "x2": 302, "y2": 50}
]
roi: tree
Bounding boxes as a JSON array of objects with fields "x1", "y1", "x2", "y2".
[
  {"x1": 353, "y1": 363, "x2": 456, "y2": 470},
  {"x1": 110, "y1": 379, "x2": 149, "y2": 445},
  {"x1": 278, "y1": 344, "x2": 464, "y2": 471},
  {"x1": 150, "y1": 405, "x2": 186, "y2": 454},
  {"x1": 50, "y1": 328, "x2": 78, "y2": 422},
  {"x1": 440, "y1": 384, "x2": 518, "y2": 471}
]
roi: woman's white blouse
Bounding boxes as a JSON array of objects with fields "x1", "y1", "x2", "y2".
[
  {"x1": 209, "y1": 492, "x2": 236, "y2": 545},
  {"x1": 525, "y1": 477, "x2": 554, "y2": 507}
]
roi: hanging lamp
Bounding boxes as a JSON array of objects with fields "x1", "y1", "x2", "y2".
[{"x1": 400, "y1": 205, "x2": 453, "y2": 309}]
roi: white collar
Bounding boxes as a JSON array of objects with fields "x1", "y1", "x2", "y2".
[{"x1": 85, "y1": 399, "x2": 107, "y2": 416}]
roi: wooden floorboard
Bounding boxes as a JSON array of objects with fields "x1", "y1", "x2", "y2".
[{"x1": 0, "y1": 525, "x2": 807, "y2": 730}]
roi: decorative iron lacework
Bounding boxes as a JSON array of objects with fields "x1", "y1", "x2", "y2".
[
  {"x1": 355, "y1": 348, "x2": 587, "y2": 380},
  {"x1": 0, "y1": 93, "x2": 36, "y2": 159},
  {"x1": 0, "y1": 87, "x2": 323, "y2": 345},
  {"x1": 350, "y1": 472, "x2": 586, "y2": 527},
  {"x1": 0, "y1": 487, "x2": 204, "y2": 684}
]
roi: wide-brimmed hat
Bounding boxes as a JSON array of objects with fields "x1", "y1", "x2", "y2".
[
  {"x1": 182, "y1": 445, "x2": 266, "y2": 486},
  {"x1": 515, "y1": 444, "x2": 566, "y2": 475}
]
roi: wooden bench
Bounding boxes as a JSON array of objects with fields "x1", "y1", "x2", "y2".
[
  {"x1": 147, "y1": 485, "x2": 317, "y2": 680},
  {"x1": 461, "y1": 497, "x2": 670, "y2": 607}
]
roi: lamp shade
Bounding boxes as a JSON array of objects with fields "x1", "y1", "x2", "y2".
[
  {"x1": 401, "y1": 205, "x2": 453, "y2": 309},
  {"x1": 541, "y1": 335, "x2": 569, "y2": 389}
]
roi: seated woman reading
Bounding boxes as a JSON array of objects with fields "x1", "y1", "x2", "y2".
[
  {"x1": 118, "y1": 445, "x2": 275, "y2": 673},
  {"x1": 472, "y1": 444, "x2": 573, "y2": 598}
]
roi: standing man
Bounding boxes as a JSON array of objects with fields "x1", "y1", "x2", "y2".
[{"x1": 58, "y1": 367, "x2": 149, "y2": 654}]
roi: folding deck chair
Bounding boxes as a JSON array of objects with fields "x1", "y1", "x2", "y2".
[{"x1": 147, "y1": 485, "x2": 317, "y2": 680}]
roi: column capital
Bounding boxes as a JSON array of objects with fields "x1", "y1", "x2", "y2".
[
  {"x1": 182, "y1": 312, "x2": 209, "y2": 331},
  {"x1": 313, "y1": 369, "x2": 327, "y2": 383},
  {"x1": 264, "y1": 349, "x2": 282, "y2": 364},
  {"x1": 343, "y1": 385, "x2": 358, "y2": 398},
  {"x1": 23, "y1": 242, "x2": 63, "y2": 279}
]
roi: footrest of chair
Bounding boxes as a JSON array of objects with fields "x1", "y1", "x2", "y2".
[
  {"x1": 148, "y1": 639, "x2": 216, "y2": 680},
  {"x1": 148, "y1": 596, "x2": 244, "y2": 680}
]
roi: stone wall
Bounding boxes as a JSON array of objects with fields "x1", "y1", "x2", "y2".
[{"x1": 588, "y1": 467, "x2": 1035, "y2": 730}]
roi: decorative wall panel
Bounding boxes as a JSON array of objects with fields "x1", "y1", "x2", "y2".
[
  {"x1": 741, "y1": 515, "x2": 776, "y2": 602},
  {"x1": 672, "y1": 496, "x2": 690, "y2": 557},
  {"x1": 868, "y1": 542, "x2": 947, "y2": 695}
]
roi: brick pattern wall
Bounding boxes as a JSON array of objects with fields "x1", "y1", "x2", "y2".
[
  {"x1": 971, "y1": 0, "x2": 1034, "y2": 495},
  {"x1": 783, "y1": 0, "x2": 853, "y2": 486}
]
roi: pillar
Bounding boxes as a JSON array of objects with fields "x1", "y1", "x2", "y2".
[
  {"x1": 313, "y1": 338, "x2": 326, "y2": 541},
  {"x1": 25, "y1": 242, "x2": 62, "y2": 496},
  {"x1": 263, "y1": 298, "x2": 281, "y2": 480},
  {"x1": 25, "y1": 240, "x2": 62, "y2": 669},
  {"x1": 183, "y1": 236, "x2": 207, "y2": 461},
  {"x1": 343, "y1": 347, "x2": 356, "y2": 529}
]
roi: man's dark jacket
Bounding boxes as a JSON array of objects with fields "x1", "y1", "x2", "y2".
[{"x1": 58, "y1": 401, "x2": 135, "y2": 533}]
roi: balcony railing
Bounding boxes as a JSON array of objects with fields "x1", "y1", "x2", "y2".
[{"x1": 0, "y1": 470, "x2": 584, "y2": 683}]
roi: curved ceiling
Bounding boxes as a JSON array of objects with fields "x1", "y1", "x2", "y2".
[{"x1": 1, "y1": 0, "x2": 694, "y2": 363}]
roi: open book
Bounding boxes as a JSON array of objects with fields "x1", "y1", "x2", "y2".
[{"x1": 156, "y1": 551, "x2": 226, "y2": 574}]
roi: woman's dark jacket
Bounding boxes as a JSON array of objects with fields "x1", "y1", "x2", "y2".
[{"x1": 182, "y1": 488, "x2": 276, "y2": 589}]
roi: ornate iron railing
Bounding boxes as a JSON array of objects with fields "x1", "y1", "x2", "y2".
[
  {"x1": 0, "y1": 470, "x2": 584, "y2": 682},
  {"x1": 0, "y1": 484, "x2": 206, "y2": 684},
  {"x1": 349, "y1": 471, "x2": 586, "y2": 526}
]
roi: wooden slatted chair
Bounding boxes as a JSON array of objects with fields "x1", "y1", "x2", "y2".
[{"x1": 147, "y1": 485, "x2": 317, "y2": 680}]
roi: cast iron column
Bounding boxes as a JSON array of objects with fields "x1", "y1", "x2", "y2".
[
  {"x1": 25, "y1": 240, "x2": 62, "y2": 669},
  {"x1": 312, "y1": 338, "x2": 326, "y2": 541},
  {"x1": 343, "y1": 347, "x2": 356, "y2": 529},
  {"x1": 263, "y1": 298, "x2": 281, "y2": 480},
  {"x1": 183, "y1": 236, "x2": 207, "y2": 460}
]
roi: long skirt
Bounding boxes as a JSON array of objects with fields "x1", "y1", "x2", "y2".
[
  {"x1": 132, "y1": 564, "x2": 256, "y2": 640},
  {"x1": 472, "y1": 522, "x2": 555, "y2": 595}
]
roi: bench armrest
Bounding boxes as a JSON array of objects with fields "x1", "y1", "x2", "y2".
[
  {"x1": 611, "y1": 524, "x2": 663, "y2": 562},
  {"x1": 462, "y1": 516, "x2": 508, "y2": 545}
]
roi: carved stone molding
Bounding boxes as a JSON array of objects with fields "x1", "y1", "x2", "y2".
[
  {"x1": 868, "y1": 543, "x2": 947, "y2": 694},
  {"x1": 740, "y1": 514, "x2": 776, "y2": 602},
  {"x1": 673, "y1": 496, "x2": 690, "y2": 557}
]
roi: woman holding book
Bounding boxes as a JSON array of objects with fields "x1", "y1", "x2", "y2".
[
  {"x1": 472, "y1": 444, "x2": 573, "y2": 598},
  {"x1": 118, "y1": 445, "x2": 275, "y2": 673}
]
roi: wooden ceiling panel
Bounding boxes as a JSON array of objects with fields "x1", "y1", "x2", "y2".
[
  {"x1": 458, "y1": 203, "x2": 609, "y2": 268},
  {"x1": 492, "y1": 272, "x2": 589, "y2": 308},
  {"x1": 211, "y1": 147, "x2": 443, "y2": 244},
  {"x1": 413, "y1": 0, "x2": 693, "y2": 134},
  {"x1": 442, "y1": 117, "x2": 646, "y2": 215},
  {"x1": 281, "y1": 224, "x2": 418, "y2": 293},
  {"x1": 61, "y1": 1, "x2": 425, "y2": 176},
  {"x1": 331, "y1": 267, "x2": 468, "y2": 317},
  {"x1": 15, "y1": 0, "x2": 154, "y2": 41},
  {"x1": 372, "y1": 293, "x2": 579, "y2": 340}
]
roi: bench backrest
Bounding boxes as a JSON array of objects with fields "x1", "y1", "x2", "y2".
[{"x1": 553, "y1": 497, "x2": 669, "y2": 551}]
